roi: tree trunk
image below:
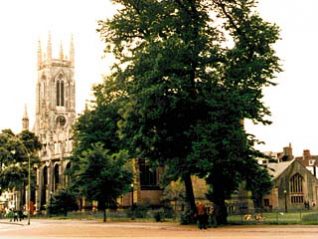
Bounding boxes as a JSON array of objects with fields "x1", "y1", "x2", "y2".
[
  {"x1": 103, "y1": 208, "x2": 107, "y2": 222},
  {"x1": 183, "y1": 173, "x2": 196, "y2": 214},
  {"x1": 213, "y1": 183, "x2": 228, "y2": 225},
  {"x1": 253, "y1": 194, "x2": 263, "y2": 212}
]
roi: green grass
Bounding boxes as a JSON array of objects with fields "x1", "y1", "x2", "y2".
[
  {"x1": 227, "y1": 210, "x2": 318, "y2": 225},
  {"x1": 32, "y1": 209, "x2": 177, "y2": 223}
]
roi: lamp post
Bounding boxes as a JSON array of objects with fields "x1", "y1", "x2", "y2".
[
  {"x1": 10, "y1": 147, "x2": 31, "y2": 225},
  {"x1": 24, "y1": 147, "x2": 31, "y2": 225},
  {"x1": 130, "y1": 183, "x2": 134, "y2": 207},
  {"x1": 284, "y1": 190, "x2": 288, "y2": 213},
  {"x1": 130, "y1": 183, "x2": 134, "y2": 220}
]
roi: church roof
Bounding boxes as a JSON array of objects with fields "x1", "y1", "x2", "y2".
[{"x1": 266, "y1": 160, "x2": 295, "y2": 179}]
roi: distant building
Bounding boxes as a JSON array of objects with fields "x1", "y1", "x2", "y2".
[
  {"x1": 263, "y1": 159, "x2": 318, "y2": 210},
  {"x1": 296, "y1": 149, "x2": 318, "y2": 179}
]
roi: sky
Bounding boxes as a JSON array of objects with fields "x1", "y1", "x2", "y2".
[{"x1": 0, "y1": 0, "x2": 316, "y2": 157}]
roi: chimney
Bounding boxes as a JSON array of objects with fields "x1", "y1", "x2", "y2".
[
  {"x1": 303, "y1": 149, "x2": 311, "y2": 160},
  {"x1": 283, "y1": 143, "x2": 293, "y2": 161}
]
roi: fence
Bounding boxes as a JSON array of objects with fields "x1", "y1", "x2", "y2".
[{"x1": 227, "y1": 208, "x2": 318, "y2": 224}]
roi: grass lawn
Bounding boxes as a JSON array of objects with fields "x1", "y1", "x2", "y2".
[{"x1": 228, "y1": 210, "x2": 318, "y2": 224}]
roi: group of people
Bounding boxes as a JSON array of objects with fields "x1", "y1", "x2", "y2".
[
  {"x1": 195, "y1": 201, "x2": 217, "y2": 229},
  {"x1": 4, "y1": 208, "x2": 27, "y2": 222}
]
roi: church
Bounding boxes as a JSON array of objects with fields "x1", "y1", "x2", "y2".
[
  {"x1": 21, "y1": 36, "x2": 162, "y2": 213},
  {"x1": 29, "y1": 34, "x2": 76, "y2": 212}
]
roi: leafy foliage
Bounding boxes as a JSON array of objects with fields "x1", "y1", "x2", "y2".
[
  {"x1": 0, "y1": 129, "x2": 41, "y2": 193},
  {"x1": 70, "y1": 143, "x2": 132, "y2": 221},
  {"x1": 98, "y1": 0, "x2": 280, "y2": 224},
  {"x1": 47, "y1": 188, "x2": 78, "y2": 216}
]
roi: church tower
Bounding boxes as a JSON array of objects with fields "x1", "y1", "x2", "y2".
[
  {"x1": 22, "y1": 105, "x2": 29, "y2": 131},
  {"x1": 34, "y1": 34, "x2": 76, "y2": 211}
]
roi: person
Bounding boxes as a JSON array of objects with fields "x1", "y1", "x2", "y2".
[
  {"x1": 7, "y1": 209, "x2": 14, "y2": 222},
  {"x1": 209, "y1": 204, "x2": 217, "y2": 228},
  {"x1": 304, "y1": 201, "x2": 310, "y2": 210},
  {"x1": 196, "y1": 201, "x2": 207, "y2": 229},
  {"x1": 312, "y1": 200, "x2": 316, "y2": 208},
  {"x1": 13, "y1": 210, "x2": 18, "y2": 222}
]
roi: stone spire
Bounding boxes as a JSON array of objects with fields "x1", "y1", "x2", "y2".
[
  {"x1": 37, "y1": 40, "x2": 42, "y2": 69},
  {"x1": 59, "y1": 41, "x2": 64, "y2": 60},
  {"x1": 47, "y1": 32, "x2": 52, "y2": 64},
  {"x1": 22, "y1": 104, "x2": 29, "y2": 131},
  {"x1": 69, "y1": 35, "x2": 74, "y2": 67}
]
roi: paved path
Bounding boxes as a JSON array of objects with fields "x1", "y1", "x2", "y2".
[{"x1": 1, "y1": 219, "x2": 318, "y2": 238}]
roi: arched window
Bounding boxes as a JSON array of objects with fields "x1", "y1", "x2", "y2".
[
  {"x1": 290, "y1": 173, "x2": 304, "y2": 204},
  {"x1": 138, "y1": 159, "x2": 159, "y2": 190},
  {"x1": 56, "y1": 75, "x2": 64, "y2": 106},
  {"x1": 41, "y1": 166, "x2": 48, "y2": 209},
  {"x1": 54, "y1": 164, "x2": 59, "y2": 190},
  {"x1": 65, "y1": 162, "x2": 71, "y2": 186}
]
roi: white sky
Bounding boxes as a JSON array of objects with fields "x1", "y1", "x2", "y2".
[
  {"x1": 0, "y1": 0, "x2": 315, "y2": 157},
  {"x1": 248, "y1": 0, "x2": 318, "y2": 156}
]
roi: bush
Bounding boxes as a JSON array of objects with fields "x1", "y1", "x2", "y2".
[
  {"x1": 153, "y1": 210, "x2": 164, "y2": 222},
  {"x1": 126, "y1": 203, "x2": 149, "y2": 219},
  {"x1": 47, "y1": 189, "x2": 78, "y2": 216},
  {"x1": 180, "y1": 209, "x2": 195, "y2": 225}
]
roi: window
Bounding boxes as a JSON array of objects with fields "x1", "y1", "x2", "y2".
[
  {"x1": 56, "y1": 116, "x2": 66, "y2": 127},
  {"x1": 54, "y1": 164, "x2": 59, "y2": 187},
  {"x1": 56, "y1": 75, "x2": 64, "y2": 106},
  {"x1": 138, "y1": 159, "x2": 159, "y2": 190},
  {"x1": 290, "y1": 173, "x2": 304, "y2": 204}
]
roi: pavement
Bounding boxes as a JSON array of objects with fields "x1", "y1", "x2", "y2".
[{"x1": 1, "y1": 219, "x2": 318, "y2": 238}]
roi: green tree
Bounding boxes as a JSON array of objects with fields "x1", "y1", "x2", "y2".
[
  {"x1": 47, "y1": 188, "x2": 78, "y2": 216},
  {"x1": 70, "y1": 83, "x2": 133, "y2": 222},
  {"x1": 98, "y1": 0, "x2": 280, "y2": 224},
  {"x1": 0, "y1": 129, "x2": 41, "y2": 207},
  {"x1": 70, "y1": 143, "x2": 132, "y2": 222}
]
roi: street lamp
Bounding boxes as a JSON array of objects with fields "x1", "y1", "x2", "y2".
[
  {"x1": 10, "y1": 147, "x2": 31, "y2": 225},
  {"x1": 284, "y1": 189, "x2": 288, "y2": 213},
  {"x1": 130, "y1": 183, "x2": 134, "y2": 220},
  {"x1": 19, "y1": 146, "x2": 31, "y2": 225},
  {"x1": 130, "y1": 183, "x2": 134, "y2": 207}
]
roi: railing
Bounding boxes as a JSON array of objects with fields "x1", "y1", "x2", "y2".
[{"x1": 227, "y1": 208, "x2": 318, "y2": 224}]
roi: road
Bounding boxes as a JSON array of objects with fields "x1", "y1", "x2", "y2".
[{"x1": 1, "y1": 219, "x2": 318, "y2": 238}]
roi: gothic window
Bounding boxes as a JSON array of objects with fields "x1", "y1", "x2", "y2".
[
  {"x1": 54, "y1": 164, "x2": 59, "y2": 191},
  {"x1": 41, "y1": 166, "x2": 48, "y2": 209},
  {"x1": 138, "y1": 159, "x2": 159, "y2": 190},
  {"x1": 43, "y1": 166, "x2": 48, "y2": 185},
  {"x1": 56, "y1": 75, "x2": 65, "y2": 106},
  {"x1": 290, "y1": 173, "x2": 304, "y2": 204},
  {"x1": 65, "y1": 162, "x2": 71, "y2": 186}
]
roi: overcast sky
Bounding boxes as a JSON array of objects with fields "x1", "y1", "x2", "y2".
[
  {"x1": 247, "y1": 0, "x2": 318, "y2": 156},
  {"x1": 0, "y1": 0, "x2": 316, "y2": 156}
]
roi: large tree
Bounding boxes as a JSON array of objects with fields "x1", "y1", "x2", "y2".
[
  {"x1": 70, "y1": 86, "x2": 133, "y2": 222},
  {"x1": 98, "y1": 0, "x2": 280, "y2": 224},
  {"x1": 70, "y1": 143, "x2": 132, "y2": 222},
  {"x1": 0, "y1": 129, "x2": 41, "y2": 207}
]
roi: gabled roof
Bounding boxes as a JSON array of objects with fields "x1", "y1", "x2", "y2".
[{"x1": 266, "y1": 160, "x2": 295, "y2": 179}]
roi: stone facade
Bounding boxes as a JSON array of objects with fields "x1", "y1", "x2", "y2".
[
  {"x1": 30, "y1": 36, "x2": 162, "y2": 211},
  {"x1": 263, "y1": 159, "x2": 318, "y2": 210},
  {"x1": 33, "y1": 35, "x2": 75, "y2": 211}
]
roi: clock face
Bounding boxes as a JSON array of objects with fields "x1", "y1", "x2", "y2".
[{"x1": 56, "y1": 116, "x2": 66, "y2": 127}]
